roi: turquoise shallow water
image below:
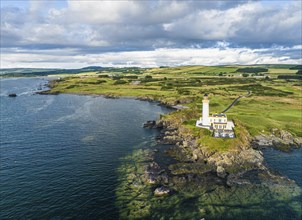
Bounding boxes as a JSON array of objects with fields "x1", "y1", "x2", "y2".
[
  {"x1": 0, "y1": 77, "x2": 171, "y2": 219},
  {"x1": 0, "y1": 77, "x2": 301, "y2": 219}
]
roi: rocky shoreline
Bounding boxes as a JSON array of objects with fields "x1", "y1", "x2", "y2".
[
  {"x1": 42, "y1": 83, "x2": 301, "y2": 186},
  {"x1": 253, "y1": 129, "x2": 302, "y2": 151},
  {"x1": 116, "y1": 119, "x2": 302, "y2": 219},
  {"x1": 141, "y1": 118, "x2": 300, "y2": 198},
  {"x1": 41, "y1": 87, "x2": 301, "y2": 185}
]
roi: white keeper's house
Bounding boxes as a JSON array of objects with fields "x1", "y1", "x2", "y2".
[{"x1": 196, "y1": 94, "x2": 235, "y2": 138}]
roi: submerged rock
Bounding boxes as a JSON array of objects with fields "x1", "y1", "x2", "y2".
[
  {"x1": 169, "y1": 162, "x2": 213, "y2": 175},
  {"x1": 144, "y1": 162, "x2": 164, "y2": 185},
  {"x1": 116, "y1": 146, "x2": 302, "y2": 220}
]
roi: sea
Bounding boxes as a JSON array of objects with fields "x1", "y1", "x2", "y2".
[
  {"x1": 0, "y1": 77, "x2": 301, "y2": 219},
  {"x1": 0, "y1": 77, "x2": 171, "y2": 219}
]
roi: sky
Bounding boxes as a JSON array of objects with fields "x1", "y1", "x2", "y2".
[{"x1": 0, "y1": 0, "x2": 301, "y2": 68}]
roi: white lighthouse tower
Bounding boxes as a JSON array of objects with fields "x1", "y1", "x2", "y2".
[
  {"x1": 196, "y1": 94, "x2": 211, "y2": 128},
  {"x1": 202, "y1": 94, "x2": 210, "y2": 126},
  {"x1": 196, "y1": 94, "x2": 236, "y2": 138}
]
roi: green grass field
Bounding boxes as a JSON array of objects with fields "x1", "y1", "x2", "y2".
[{"x1": 46, "y1": 65, "x2": 302, "y2": 151}]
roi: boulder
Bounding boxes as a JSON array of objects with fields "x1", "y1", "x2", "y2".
[
  {"x1": 146, "y1": 176, "x2": 157, "y2": 184},
  {"x1": 280, "y1": 130, "x2": 294, "y2": 145},
  {"x1": 192, "y1": 152, "x2": 198, "y2": 161},
  {"x1": 162, "y1": 135, "x2": 182, "y2": 145},
  {"x1": 154, "y1": 120, "x2": 164, "y2": 129},
  {"x1": 216, "y1": 166, "x2": 227, "y2": 178},
  {"x1": 143, "y1": 120, "x2": 156, "y2": 128},
  {"x1": 144, "y1": 162, "x2": 163, "y2": 184},
  {"x1": 238, "y1": 149, "x2": 264, "y2": 167},
  {"x1": 294, "y1": 137, "x2": 302, "y2": 147},
  {"x1": 270, "y1": 128, "x2": 280, "y2": 136},
  {"x1": 154, "y1": 186, "x2": 170, "y2": 196},
  {"x1": 8, "y1": 93, "x2": 17, "y2": 97}
]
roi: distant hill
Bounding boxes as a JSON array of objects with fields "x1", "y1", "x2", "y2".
[
  {"x1": 0, "y1": 64, "x2": 299, "y2": 77},
  {"x1": 0, "y1": 68, "x2": 58, "y2": 75},
  {"x1": 0, "y1": 66, "x2": 103, "y2": 77},
  {"x1": 80, "y1": 66, "x2": 103, "y2": 70}
]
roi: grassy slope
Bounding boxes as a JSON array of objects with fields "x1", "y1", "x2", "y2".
[{"x1": 46, "y1": 65, "x2": 302, "y2": 151}]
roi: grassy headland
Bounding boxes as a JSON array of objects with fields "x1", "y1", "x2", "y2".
[{"x1": 43, "y1": 65, "x2": 302, "y2": 150}]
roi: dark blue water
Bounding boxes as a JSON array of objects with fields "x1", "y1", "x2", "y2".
[
  {"x1": 262, "y1": 147, "x2": 302, "y2": 186},
  {"x1": 0, "y1": 77, "x2": 171, "y2": 219}
]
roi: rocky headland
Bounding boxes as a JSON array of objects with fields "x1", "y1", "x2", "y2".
[
  {"x1": 115, "y1": 109, "x2": 301, "y2": 219},
  {"x1": 147, "y1": 117, "x2": 299, "y2": 189},
  {"x1": 253, "y1": 128, "x2": 302, "y2": 151},
  {"x1": 123, "y1": 94, "x2": 302, "y2": 201}
]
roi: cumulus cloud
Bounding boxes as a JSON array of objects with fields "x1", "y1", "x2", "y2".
[
  {"x1": 1, "y1": 45, "x2": 300, "y2": 68},
  {"x1": 0, "y1": 0, "x2": 301, "y2": 68},
  {"x1": 163, "y1": 1, "x2": 302, "y2": 45}
]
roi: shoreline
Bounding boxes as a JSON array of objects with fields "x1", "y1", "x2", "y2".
[
  {"x1": 37, "y1": 90, "x2": 189, "y2": 110},
  {"x1": 38, "y1": 78, "x2": 301, "y2": 152},
  {"x1": 38, "y1": 78, "x2": 301, "y2": 181},
  {"x1": 117, "y1": 120, "x2": 302, "y2": 219}
]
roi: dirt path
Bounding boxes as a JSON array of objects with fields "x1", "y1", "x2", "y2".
[{"x1": 221, "y1": 91, "x2": 250, "y2": 113}]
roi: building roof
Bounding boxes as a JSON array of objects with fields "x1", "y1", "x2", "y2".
[{"x1": 212, "y1": 113, "x2": 226, "y2": 117}]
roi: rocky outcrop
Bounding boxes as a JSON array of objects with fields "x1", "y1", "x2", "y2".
[
  {"x1": 293, "y1": 137, "x2": 302, "y2": 147},
  {"x1": 104, "y1": 95, "x2": 119, "y2": 99},
  {"x1": 155, "y1": 117, "x2": 266, "y2": 181},
  {"x1": 118, "y1": 114, "x2": 302, "y2": 219},
  {"x1": 216, "y1": 166, "x2": 227, "y2": 178},
  {"x1": 8, "y1": 93, "x2": 17, "y2": 97},
  {"x1": 226, "y1": 168, "x2": 296, "y2": 187},
  {"x1": 156, "y1": 128, "x2": 182, "y2": 145},
  {"x1": 144, "y1": 161, "x2": 168, "y2": 185},
  {"x1": 143, "y1": 120, "x2": 156, "y2": 128},
  {"x1": 154, "y1": 186, "x2": 170, "y2": 196},
  {"x1": 253, "y1": 128, "x2": 302, "y2": 151},
  {"x1": 141, "y1": 114, "x2": 301, "y2": 200}
]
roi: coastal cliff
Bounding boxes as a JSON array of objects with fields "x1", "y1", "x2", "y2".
[
  {"x1": 116, "y1": 112, "x2": 301, "y2": 219},
  {"x1": 150, "y1": 109, "x2": 299, "y2": 187}
]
